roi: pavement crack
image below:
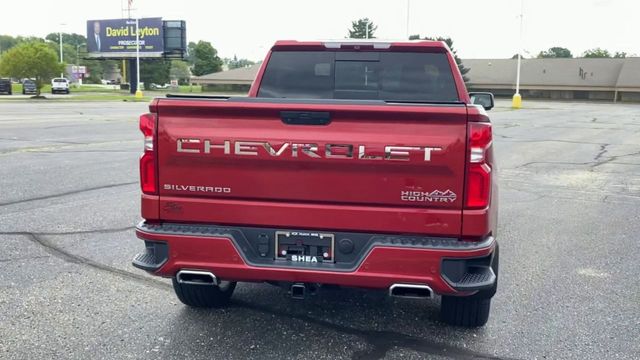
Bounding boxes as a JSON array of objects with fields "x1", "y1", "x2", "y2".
[
  {"x1": 0, "y1": 182, "x2": 137, "y2": 207},
  {"x1": 37, "y1": 226, "x2": 136, "y2": 236},
  {"x1": 34, "y1": 150, "x2": 138, "y2": 154},
  {"x1": 591, "y1": 150, "x2": 640, "y2": 168},
  {"x1": 593, "y1": 144, "x2": 610, "y2": 161},
  {"x1": 498, "y1": 138, "x2": 608, "y2": 146},
  {"x1": 0, "y1": 137, "x2": 86, "y2": 145},
  {"x1": 233, "y1": 301, "x2": 513, "y2": 360},
  {"x1": 14, "y1": 231, "x2": 171, "y2": 291},
  {"x1": 0, "y1": 226, "x2": 135, "y2": 237},
  {"x1": 0, "y1": 139, "x2": 138, "y2": 156},
  {"x1": 0, "y1": 255, "x2": 50, "y2": 263},
  {"x1": 515, "y1": 161, "x2": 592, "y2": 169}
]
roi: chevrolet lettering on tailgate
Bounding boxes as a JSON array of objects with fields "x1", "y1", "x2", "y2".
[{"x1": 176, "y1": 139, "x2": 443, "y2": 161}]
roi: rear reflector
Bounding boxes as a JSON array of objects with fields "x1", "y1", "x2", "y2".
[
  {"x1": 139, "y1": 113, "x2": 157, "y2": 195},
  {"x1": 140, "y1": 153, "x2": 157, "y2": 194},
  {"x1": 465, "y1": 122, "x2": 492, "y2": 209}
]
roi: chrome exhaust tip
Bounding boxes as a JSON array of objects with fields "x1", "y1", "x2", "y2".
[
  {"x1": 389, "y1": 284, "x2": 433, "y2": 299},
  {"x1": 176, "y1": 270, "x2": 218, "y2": 286}
]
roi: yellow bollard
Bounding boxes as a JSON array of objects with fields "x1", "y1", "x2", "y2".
[
  {"x1": 512, "y1": 93, "x2": 522, "y2": 109},
  {"x1": 135, "y1": 90, "x2": 143, "y2": 99}
]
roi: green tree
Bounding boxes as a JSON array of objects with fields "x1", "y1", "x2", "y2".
[
  {"x1": 227, "y1": 55, "x2": 256, "y2": 70},
  {"x1": 45, "y1": 33, "x2": 87, "y2": 48},
  {"x1": 45, "y1": 33, "x2": 88, "y2": 65},
  {"x1": 0, "y1": 35, "x2": 19, "y2": 54},
  {"x1": 170, "y1": 60, "x2": 191, "y2": 85},
  {"x1": 1, "y1": 35, "x2": 45, "y2": 54},
  {"x1": 0, "y1": 42, "x2": 64, "y2": 95},
  {"x1": 613, "y1": 51, "x2": 627, "y2": 58},
  {"x1": 141, "y1": 59, "x2": 171, "y2": 88},
  {"x1": 582, "y1": 48, "x2": 611, "y2": 58},
  {"x1": 16, "y1": 36, "x2": 45, "y2": 44},
  {"x1": 185, "y1": 41, "x2": 197, "y2": 66},
  {"x1": 348, "y1": 18, "x2": 377, "y2": 39},
  {"x1": 46, "y1": 42, "x2": 77, "y2": 64},
  {"x1": 409, "y1": 35, "x2": 470, "y2": 84},
  {"x1": 189, "y1": 41, "x2": 223, "y2": 76},
  {"x1": 537, "y1": 47, "x2": 573, "y2": 58}
]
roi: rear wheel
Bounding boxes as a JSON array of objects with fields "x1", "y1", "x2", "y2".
[
  {"x1": 440, "y1": 295, "x2": 491, "y2": 327},
  {"x1": 172, "y1": 277, "x2": 236, "y2": 308}
]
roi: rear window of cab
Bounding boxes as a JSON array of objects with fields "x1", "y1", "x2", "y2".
[{"x1": 258, "y1": 51, "x2": 459, "y2": 102}]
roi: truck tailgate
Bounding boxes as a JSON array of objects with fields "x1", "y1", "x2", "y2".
[{"x1": 155, "y1": 99, "x2": 468, "y2": 234}]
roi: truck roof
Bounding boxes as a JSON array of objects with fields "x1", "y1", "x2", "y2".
[{"x1": 272, "y1": 39, "x2": 449, "y2": 51}]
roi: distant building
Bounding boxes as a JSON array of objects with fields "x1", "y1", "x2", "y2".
[
  {"x1": 465, "y1": 58, "x2": 640, "y2": 102},
  {"x1": 191, "y1": 64, "x2": 260, "y2": 92},
  {"x1": 191, "y1": 58, "x2": 640, "y2": 102}
]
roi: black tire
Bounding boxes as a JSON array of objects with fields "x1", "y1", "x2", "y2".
[
  {"x1": 172, "y1": 277, "x2": 236, "y2": 308},
  {"x1": 440, "y1": 295, "x2": 491, "y2": 327}
]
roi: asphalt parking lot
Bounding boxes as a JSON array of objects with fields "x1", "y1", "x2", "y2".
[{"x1": 0, "y1": 99, "x2": 638, "y2": 359}]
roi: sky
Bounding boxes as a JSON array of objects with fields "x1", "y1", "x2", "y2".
[{"x1": 0, "y1": 0, "x2": 638, "y2": 60}]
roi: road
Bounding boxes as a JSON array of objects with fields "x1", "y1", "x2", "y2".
[{"x1": 0, "y1": 100, "x2": 638, "y2": 359}]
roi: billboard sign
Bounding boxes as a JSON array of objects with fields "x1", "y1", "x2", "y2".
[
  {"x1": 86, "y1": 18, "x2": 164, "y2": 58},
  {"x1": 70, "y1": 66, "x2": 86, "y2": 74}
]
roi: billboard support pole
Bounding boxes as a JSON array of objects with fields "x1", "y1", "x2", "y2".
[
  {"x1": 135, "y1": 18, "x2": 143, "y2": 98},
  {"x1": 129, "y1": 59, "x2": 137, "y2": 94},
  {"x1": 122, "y1": 60, "x2": 127, "y2": 87}
]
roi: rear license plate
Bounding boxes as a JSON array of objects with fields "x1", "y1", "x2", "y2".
[{"x1": 275, "y1": 231, "x2": 335, "y2": 263}]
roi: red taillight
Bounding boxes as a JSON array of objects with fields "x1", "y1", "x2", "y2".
[
  {"x1": 465, "y1": 122, "x2": 492, "y2": 209},
  {"x1": 139, "y1": 113, "x2": 157, "y2": 195}
]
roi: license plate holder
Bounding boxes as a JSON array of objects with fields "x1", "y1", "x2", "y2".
[{"x1": 275, "y1": 231, "x2": 335, "y2": 263}]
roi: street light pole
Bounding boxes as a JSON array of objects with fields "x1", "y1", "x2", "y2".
[
  {"x1": 365, "y1": 21, "x2": 369, "y2": 39},
  {"x1": 512, "y1": 0, "x2": 524, "y2": 109},
  {"x1": 59, "y1": 30, "x2": 63, "y2": 78},
  {"x1": 406, "y1": 0, "x2": 411, "y2": 39}
]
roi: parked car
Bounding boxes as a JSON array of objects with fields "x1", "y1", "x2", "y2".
[
  {"x1": 0, "y1": 78, "x2": 12, "y2": 95},
  {"x1": 22, "y1": 79, "x2": 37, "y2": 95},
  {"x1": 51, "y1": 78, "x2": 70, "y2": 94},
  {"x1": 100, "y1": 79, "x2": 118, "y2": 85},
  {"x1": 150, "y1": 83, "x2": 170, "y2": 90}
]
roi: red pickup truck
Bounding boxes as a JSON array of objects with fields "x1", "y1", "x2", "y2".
[{"x1": 133, "y1": 40, "x2": 498, "y2": 327}]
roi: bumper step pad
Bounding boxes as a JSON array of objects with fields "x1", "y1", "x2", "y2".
[
  {"x1": 441, "y1": 252, "x2": 497, "y2": 292},
  {"x1": 449, "y1": 266, "x2": 496, "y2": 291},
  {"x1": 132, "y1": 241, "x2": 168, "y2": 272}
]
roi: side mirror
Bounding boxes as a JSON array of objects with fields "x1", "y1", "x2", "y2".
[{"x1": 469, "y1": 92, "x2": 494, "y2": 111}]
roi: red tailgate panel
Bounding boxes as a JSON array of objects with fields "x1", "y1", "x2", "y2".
[{"x1": 155, "y1": 100, "x2": 467, "y2": 236}]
